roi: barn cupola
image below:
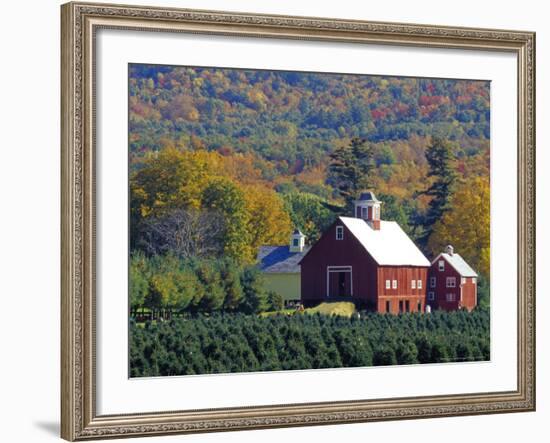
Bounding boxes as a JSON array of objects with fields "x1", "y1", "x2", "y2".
[
  {"x1": 289, "y1": 229, "x2": 306, "y2": 253},
  {"x1": 354, "y1": 191, "x2": 382, "y2": 230}
]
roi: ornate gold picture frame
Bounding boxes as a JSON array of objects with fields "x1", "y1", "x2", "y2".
[{"x1": 61, "y1": 1, "x2": 535, "y2": 440}]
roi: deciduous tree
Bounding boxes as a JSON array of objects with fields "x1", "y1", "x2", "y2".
[
  {"x1": 427, "y1": 176, "x2": 490, "y2": 277},
  {"x1": 243, "y1": 184, "x2": 293, "y2": 251},
  {"x1": 201, "y1": 178, "x2": 252, "y2": 263},
  {"x1": 136, "y1": 208, "x2": 225, "y2": 259}
]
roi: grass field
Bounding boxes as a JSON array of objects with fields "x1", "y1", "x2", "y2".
[
  {"x1": 305, "y1": 302, "x2": 356, "y2": 317},
  {"x1": 260, "y1": 302, "x2": 356, "y2": 318}
]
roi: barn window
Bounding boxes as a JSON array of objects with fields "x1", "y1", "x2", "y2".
[
  {"x1": 385, "y1": 280, "x2": 391, "y2": 290},
  {"x1": 438, "y1": 260, "x2": 445, "y2": 271},
  {"x1": 392, "y1": 280, "x2": 398, "y2": 289},
  {"x1": 417, "y1": 279, "x2": 422, "y2": 289},
  {"x1": 385, "y1": 300, "x2": 391, "y2": 313},
  {"x1": 293, "y1": 238, "x2": 299, "y2": 247},
  {"x1": 446, "y1": 277, "x2": 456, "y2": 288},
  {"x1": 430, "y1": 277, "x2": 436, "y2": 287},
  {"x1": 411, "y1": 280, "x2": 416, "y2": 289},
  {"x1": 446, "y1": 293, "x2": 456, "y2": 302},
  {"x1": 336, "y1": 226, "x2": 344, "y2": 240},
  {"x1": 428, "y1": 291, "x2": 435, "y2": 301},
  {"x1": 405, "y1": 300, "x2": 410, "y2": 312},
  {"x1": 417, "y1": 301, "x2": 422, "y2": 312}
]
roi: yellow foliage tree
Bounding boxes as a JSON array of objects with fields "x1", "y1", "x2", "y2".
[
  {"x1": 130, "y1": 147, "x2": 225, "y2": 219},
  {"x1": 427, "y1": 176, "x2": 490, "y2": 277},
  {"x1": 242, "y1": 184, "x2": 293, "y2": 252},
  {"x1": 130, "y1": 147, "x2": 294, "y2": 265}
]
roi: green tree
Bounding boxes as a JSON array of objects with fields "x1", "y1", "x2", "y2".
[
  {"x1": 239, "y1": 267, "x2": 268, "y2": 314},
  {"x1": 129, "y1": 252, "x2": 150, "y2": 315},
  {"x1": 373, "y1": 342, "x2": 397, "y2": 366},
  {"x1": 419, "y1": 137, "x2": 457, "y2": 246},
  {"x1": 196, "y1": 262, "x2": 225, "y2": 312},
  {"x1": 146, "y1": 272, "x2": 174, "y2": 319},
  {"x1": 476, "y1": 275, "x2": 490, "y2": 311},
  {"x1": 378, "y1": 193, "x2": 412, "y2": 235},
  {"x1": 334, "y1": 329, "x2": 373, "y2": 367},
  {"x1": 396, "y1": 339, "x2": 419, "y2": 364},
  {"x1": 282, "y1": 191, "x2": 336, "y2": 243},
  {"x1": 220, "y1": 260, "x2": 244, "y2": 311},
  {"x1": 430, "y1": 337, "x2": 450, "y2": 363},
  {"x1": 129, "y1": 309, "x2": 491, "y2": 377},
  {"x1": 267, "y1": 291, "x2": 284, "y2": 312},
  {"x1": 201, "y1": 178, "x2": 252, "y2": 263},
  {"x1": 172, "y1": 267, "x2": 200, "y2": 313},
  {"x1": 328, "y1": 137, "x2": 375, "y2": 213},
  {"x1": 415, "y1": 335, "x2": 433, "y2": 363}
]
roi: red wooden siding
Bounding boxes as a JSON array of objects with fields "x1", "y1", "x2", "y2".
[
  {"x1": 300, "y1": 220, "x2": 428, "y2": 312},
  {"x1": 460, "y1": 277, "x2": 477, "y2": 311},
  {"x1": 300, "y1": 221, "x2": 378, "y2": 306},
  {"x1": 427, "y1": 257, "x2": 477, "y2": 311},
  {"x1": 377, "y1": 267, "x2": 427, "y2": 314}
]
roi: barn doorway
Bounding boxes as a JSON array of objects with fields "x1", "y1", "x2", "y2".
[{"x1": 327, "y1": 266, "x2": 353, "y2": 298}]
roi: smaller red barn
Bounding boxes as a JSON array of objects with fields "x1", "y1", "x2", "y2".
[{"x1": 427, "y1": 245, "x2": 478, "y2": 311}]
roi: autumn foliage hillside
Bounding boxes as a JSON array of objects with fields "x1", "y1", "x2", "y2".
[
  {"x1": 129, "y1": 64, "x2": 490, "y2": 285},
  {"x1": 129, "y1": 65, "x2": 489, "y2": 205}
]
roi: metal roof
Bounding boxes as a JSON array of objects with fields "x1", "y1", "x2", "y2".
[
  {"x1": 357, "y1": 191, "x2": 380, "y2": 203},
  {"x1": 338, "y1": 216, "x2": 430, "y2": 267},
  {"x1": 432, "y1": 252, "x2": 478, "y2": 277},
  {"x1": 257, "y1": 245, "x2": 311, "y2": 273}
]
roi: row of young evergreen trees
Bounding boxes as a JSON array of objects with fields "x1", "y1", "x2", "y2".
[
  {"x1": 130, "y1": 309, "x2": 490, "y2": 377},
  {"x1": 130, "y1": 253, "x2": 283, "y2": 320}
]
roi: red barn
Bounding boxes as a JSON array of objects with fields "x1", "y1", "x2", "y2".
[
  {"x1": 427, "y1": 245, "x2": 478, "y2": 311},
  {"x1": 299, "y1": 192, "x2": 430, "y2": 313}
]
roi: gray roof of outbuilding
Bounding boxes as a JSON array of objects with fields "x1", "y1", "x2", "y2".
[
  {"x1": 257, "y1": 245, "x2": 311, "y2": 273},
  {"x1": 433, "y1": 252, "x2": 478, "y2": 277}
]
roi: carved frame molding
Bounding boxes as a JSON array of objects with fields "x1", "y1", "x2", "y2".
[{"x1": 61, "y1": 2, "x2": 535, "y2": 440}]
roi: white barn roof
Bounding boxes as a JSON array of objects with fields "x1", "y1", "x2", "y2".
[
  {"x1": 432, "y1": 252, "x2": 478, "y2": 277},
  {"x1": 338, "y1": 216, "x2": 430, "y2": 267}
]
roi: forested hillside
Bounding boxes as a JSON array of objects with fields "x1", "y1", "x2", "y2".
[
  {"x1": 128, "y1": 64, "x2": 491, "y2": 317},
  {"x1": 129, "y1": 65, "x2": 489, "y2": 203}
]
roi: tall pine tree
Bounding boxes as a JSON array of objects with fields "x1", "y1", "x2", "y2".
[
  {"x1": 419, "y1": 137, "x2": 457, "y2": 247},
  {"x1": 328, "y1": 137, "x2": 375, "y2": 214}
]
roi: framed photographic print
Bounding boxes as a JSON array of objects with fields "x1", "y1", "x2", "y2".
[{"x1": 61, "y1": 1, "x2": 536, "y2": 440}]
